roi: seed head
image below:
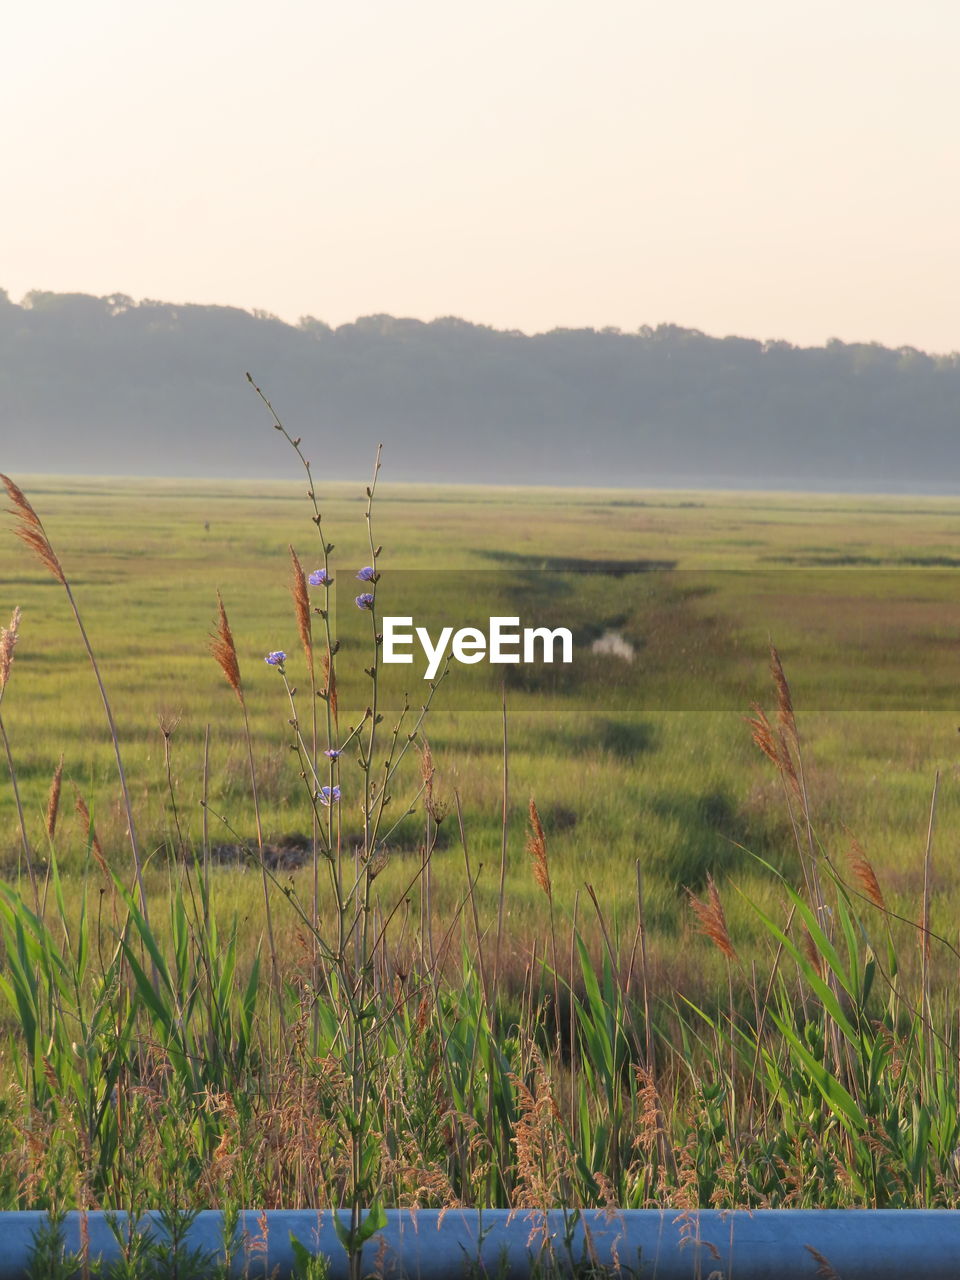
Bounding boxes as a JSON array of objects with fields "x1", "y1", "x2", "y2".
[
  {"x1": 687, "y1": 874, "x2": 737, "y2": 963},
  {"x1": 745, "y1": 702, "x2": 799, "y2": 797},
  {"x1": 526, "y1": 797, "x2": 552, "y2": 903},
  {"x1": 1, "y1": 475, "x2": 66, "y2": 585},
  {"x1": 46, "y1": 755, "x2": 63, "y2": 841},
  {"x1": 289, "y1": 546, "x2": 313, "y2": 677},
  {"x1": 210, "y1": 592, "x2": 243, "y2": 703},
  {"x1": 769, "y1": 644, "x2": 797, "y2": 742},
  {"x1": 0, "y1": 606, "x2": 21, "y2": 691},
  {"x1": 847, "y1": 838, "x2": 886, "y2": 910},
  {"x1": 420, "y1": 738, "x2": 447, "y2": 823}
]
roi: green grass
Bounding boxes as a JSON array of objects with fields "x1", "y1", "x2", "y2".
[
  {"x1": 0, "y1": 470, "x2": 960, "y2": 1268},
  {"x1": 1, "y1": 476, "x2": 958, "y2": 992}
]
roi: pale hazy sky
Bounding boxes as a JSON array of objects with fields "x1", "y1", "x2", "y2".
[{"x1": 6, "y1": 1, "x2": 959, "y2": 350}]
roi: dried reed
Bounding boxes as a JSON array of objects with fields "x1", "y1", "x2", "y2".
[
  {"x1": 745, "y1": 702, "x2": 799, "y2": 799},
  {"x1": 289, "y1": 545, "x2": 313, "y2": 677},
  {"x1": 847, "y1": 838, "x2": 886, "y2": 911},
  {"x1": 525, "y1": 797, "x2": 552, "y2": 904},
  {"x1": 0, "y1": 475, "x2": 65, "y2": 584},
  {"x1": 210, "y1": 592, "x2": 243, "y2": 703},
  {"x1": 45, "y1": 755, "x2": 64, "y2": 841},
  {"x1": 769, "y1": 643, "x2": 796, "y2": 742},
  {"x1": 0, "y1": 606, "x2": 21, "y2": 691},
  {"x1": 686, "y1": 874, "x2": 738, "y2": 963}
]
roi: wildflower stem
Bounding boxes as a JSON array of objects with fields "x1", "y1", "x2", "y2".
[{"x1": 248, "y1": 375, "x2": 342, "y2": 1016}]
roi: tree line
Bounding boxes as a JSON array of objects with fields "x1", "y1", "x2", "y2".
[{"x1": 1, "y1": 289, "x2": 958, "y2": 489}]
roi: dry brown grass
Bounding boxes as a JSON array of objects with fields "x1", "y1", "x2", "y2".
[
  {"x1": 770, "y1": 643, "x2": 797, "y2": 743},
  {"x1": 210, "y1": 591, "x2": 244, "y2": 703},
  {"x1": 0, "y1": 606, "x2": 20, "y2": 692},
  {"x1": 847, "y1": 837, "x2": 886, "y2": 911},
  {"x1": 525, "y1": 797, "x2": 552, "y2": 903},
  {"x1": 0, "y1": 474, "x2": 65, "y2": 585},
  {"x1": 289, "y1": 545, "x2": 313, "y2": 678},
  {"x1": 686, "y1": 873, "x2": 737, "y2": 963},
  {"x1": 745, "y1": 702, "x2": 800, "y2": 800},
  {"x1": 45, "y1": 755, "x2": 63, "y2": 841}
]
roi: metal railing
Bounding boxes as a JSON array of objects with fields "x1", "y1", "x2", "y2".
[{"x1": 2, "y1": 1208, "x2": 960, "y2": 1277}]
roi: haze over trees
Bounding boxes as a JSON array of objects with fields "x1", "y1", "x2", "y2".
[{"x1": 1, "y1": 288, "x2": 958, "y2": 490}]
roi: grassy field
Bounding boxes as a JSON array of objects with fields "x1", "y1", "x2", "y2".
[
  {"x1": 1, "y1": 474, "x2": 958, "y2": 994},
  {"x1": 1, "y1": 466, "x2": 960, "y2": 1258}
]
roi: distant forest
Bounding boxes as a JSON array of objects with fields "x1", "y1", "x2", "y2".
[{"x1": 2, "y1": 289, "x2": 959, "y2": 490}]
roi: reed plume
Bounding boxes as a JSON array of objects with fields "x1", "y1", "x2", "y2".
[
  {"x1": 745, "y1": 702, "x2": 799, "y2": 799},
  {"x1": 687, "y1": 874, "x2": 737, "y2": 963},
  {"x1": 511, "y1": 1054, "x2": 564, "y2": 1209},
  {"x1": 210, "y1": 592, "x2": 243, "y2": 702},
  {"x1": 847, "y1": 838, "x2": 885, "y2": 911},
  {"x1": 745, "y1": 703, "x2": 780, "y2": 768},
  {"x1": 1, "y1": 475, "x2": 65, "y2": 584},
  {"x1": 420, "y1": 737, "x2": 447, "y2": 824},
  {"x1": 526, "y1": 797, "x2": 552, "y2": 903},
  {"x1": 420, "y1": 737, "x2": 434, "y2": 804},
  {"x1": 769, "y1": 644, "x2": 796, "y2": 742},
  {"x1": 0, "y1": 606, "x2": 21, "y2": 691},
  {"x1": 46, "y1": 755, "x2": 63, "y2": 841},
  {"x1": 289, "y1": 545, "x2": 313, "y2": 677}
]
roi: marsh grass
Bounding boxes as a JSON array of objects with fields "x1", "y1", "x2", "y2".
[{"x1": 1, "y1": 459, "x2": 960, "y2": 1275}]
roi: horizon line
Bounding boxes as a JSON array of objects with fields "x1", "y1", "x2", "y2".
[
  {"x1": 5, "y1": 286, "x2": 959, "y2": 361},
  {"x1": 11, "y1": 471, "x2": 960, "y2": 503}
]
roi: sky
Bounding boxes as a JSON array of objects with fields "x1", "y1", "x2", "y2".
[{"x1": 5, "y1": 0, "x2": 959, "y2": 351}]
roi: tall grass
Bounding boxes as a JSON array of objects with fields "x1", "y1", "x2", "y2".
[{"x1": 1, "y1": 426, "x2": 960, "y2": 1276}]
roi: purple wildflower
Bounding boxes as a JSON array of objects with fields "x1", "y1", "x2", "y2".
[
  {"x1": 355, "y1": 593, "x2": 375, "y2": 610},
  {"x1": 324, "y1": 748, "x2": 341, "y2": 760},
  {"x1": 317, "y1": 785, "x2": 341, "y2": 806},
  {"x1": 356, "y1": 566, "x2": 376, "y2": 581},
  {"x1": 264, "y1": 651, "x2": 286, "y2": 666},
  {"x1": 308, "y1": 568, "x2": 332, "y2": 587}
]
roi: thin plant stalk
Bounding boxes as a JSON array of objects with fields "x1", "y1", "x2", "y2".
[
  {"x1": 210, "y1": 591, "x2": 281, "y2": 1018},
  {"x1": 493, "y1": 684, "x2": 509, "y2": 997},
  {"x1": 1, "y1": 475, "x2": 150, "y2": 924},
  {"x1": 0, "y1": 711, "x2": 38, "y2": 906}
]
